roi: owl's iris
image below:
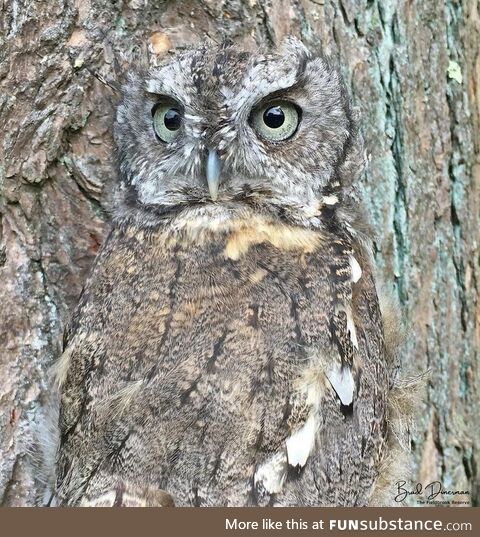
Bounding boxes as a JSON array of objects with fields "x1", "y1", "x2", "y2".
[
  {"x1": 153, "y1": 103, "x2": 182, "y2": 143},
  {"x1": 251, "y1": 100, "x2": 300, "y2": 142}
]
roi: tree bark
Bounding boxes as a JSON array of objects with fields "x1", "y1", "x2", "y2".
[{"x1": 0, "y1": 0, "x2": 478, "y2": 506}]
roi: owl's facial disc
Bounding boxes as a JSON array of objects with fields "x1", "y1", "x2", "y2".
[{"x1": 114, "y1": 39, "x2": 361, "y2": 223}]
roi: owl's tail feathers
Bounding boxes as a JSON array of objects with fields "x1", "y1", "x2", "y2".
[{"x1": 78, "y1": 482, "x2": 175, "y2": 507}]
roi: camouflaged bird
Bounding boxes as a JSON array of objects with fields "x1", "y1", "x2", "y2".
[{"x1": 52, "y1": 38, "x2": 415, "y2": 507}]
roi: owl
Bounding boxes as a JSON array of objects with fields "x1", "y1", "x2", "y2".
[{"x1": 51, "y1": 38, "x2": 414, "y2": 507}]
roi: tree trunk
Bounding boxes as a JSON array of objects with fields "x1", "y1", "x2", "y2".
[{"x1": 0, "y1": 0, "x2": 478, "y2": 506}]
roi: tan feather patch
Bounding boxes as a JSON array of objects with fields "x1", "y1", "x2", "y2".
[
  {"x1": 96, "y1": 380, "x2": 145, "y2": 419},
  {"x1": 50, "y1": 333, "x2": 99, "y2": 387},
  {"x1": 128, "y1": 210, "x2": 323, "y2": 258},
  {"x1": 224, "y1": 223, "x2": 322, "y2": 260},
  {"x1": 80, "y1": 482, "x2": 174, "y2": 507},
  {"x1": 248, "y1": 268, "x2": 268, "y2": 284},
  {"x1": 50, "y1": 346, "x2": 74, "y2": 388}
]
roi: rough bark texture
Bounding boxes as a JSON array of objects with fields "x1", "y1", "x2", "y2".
[{"x1": 0, "y1": 0, "x2": 478, "y2": 506}]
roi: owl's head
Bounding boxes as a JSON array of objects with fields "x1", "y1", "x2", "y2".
[{"x1": 114, "y1": 38, "x2": 363, "y2": 226}]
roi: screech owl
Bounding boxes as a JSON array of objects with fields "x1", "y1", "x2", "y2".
[{"x1": 51, "y1": 37, "x2": 415, "y2": 507}]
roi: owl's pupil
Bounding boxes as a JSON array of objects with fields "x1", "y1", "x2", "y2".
[
  {"x1": 263, "y1": 106, "x2": 285, "y2": 129},
  {"x1": 164, "y1": 108, "x2": 181, "y2": 131}
]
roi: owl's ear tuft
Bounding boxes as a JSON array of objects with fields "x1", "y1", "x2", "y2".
[
  {"x1": 280, "y1": 35, "x2": 313, "y2": 60},
  {"x1": 118, "y1": 41, "x2": 151, "y2": 73},
  {"x1": 100, "y1": 39, "x2": 152, "y2": 91},
  {"x1": 124, "y1": 70, "x2": 148, "y2": 93},
  {"x1": 113, "y1": 70, "x2": 147, "y2": 127}
]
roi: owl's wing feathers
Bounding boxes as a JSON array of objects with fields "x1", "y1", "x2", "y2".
[
  {"x1": 324, "y1": 239, "x2": 361, "y2": 407},
  {"x1": 301, "y1": 244, "x2": 387, "y2": 507},
  {"x1": 258, "y1": 238, "x2": 387, "y2": 506}
]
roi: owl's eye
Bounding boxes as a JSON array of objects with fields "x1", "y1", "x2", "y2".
[
  {"x1": 251, "y1": 101, "x2": 300, "y2": 142},
  {"x1": 152, "y1": 103, "x2": 182, "y2": 143}
]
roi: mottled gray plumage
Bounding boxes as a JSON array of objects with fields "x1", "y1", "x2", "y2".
[{"x1": 53, "y1": 38, "x2": 412, "y2": 507}]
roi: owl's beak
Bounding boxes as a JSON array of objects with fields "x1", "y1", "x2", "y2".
[{"x1": 206, "y1": 149, "x2": 222, "y2": 201}]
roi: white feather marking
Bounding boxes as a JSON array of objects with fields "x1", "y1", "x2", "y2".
[
  {"x1": 346, "y1": 308, "x2": 359, "y2": 349},
  {"x1": 303, "y1": 200, "x2": 322, "y2": 218},
  {"x1": 183, "y1": 113, "x2": 202, "y2": 121},
  {"x1": 183, "y1": 143, "x2": 194, "y2": 157},
  {"x1": 286, "y1": 414, "x2": 316, "y2": 468},
  {"x1": 254, "y1": 452, "x2": 287, "y2": 494},
  {"x1": 322, "y1": 195, "x2": 339, "y2": 205},
  {"x1": 350, "y1": 256, "x2": 362, "y2": 283},
  {"x1": 326, "y1": 366, "x2": 354, "y2": 406},
  {"x1": 146, "y1": 80, "x2": 158, "y2": 93}
]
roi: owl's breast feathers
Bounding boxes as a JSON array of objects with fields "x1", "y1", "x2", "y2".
[{"x1": 55, "y1": 210, "x2": 388, "y2": 506}]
